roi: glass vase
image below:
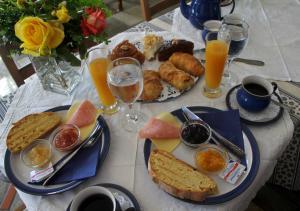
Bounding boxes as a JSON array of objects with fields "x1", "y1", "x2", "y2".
[{"x1": 31, "y1": 56, "x2": 82, "y2": 95}]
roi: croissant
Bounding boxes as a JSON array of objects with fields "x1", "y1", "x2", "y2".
[
  {"x1": 169, "y1": 52, "x2": 204, "y2": 77},
  {"x1": 159, "y1": 61, "x2": 194, "y2": 91},
  {"x1": 141, "y1": 70, "x2": 163, "y2": 101},
  {"x1": 110, "y1": 40, "x2": 145, "y2": 64}
]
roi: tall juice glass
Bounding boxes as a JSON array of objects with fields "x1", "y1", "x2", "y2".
[
  {"x1": 86, "y1": 47, "x2": 119, "y2": 114},
  {"x1": 203, "y1": 27, "x2": 231, "y2": 98}
]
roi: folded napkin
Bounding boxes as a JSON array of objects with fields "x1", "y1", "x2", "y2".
[
  {"x1": 47, "y1": 137, "x2": 102, "y2": 185},
  {"x1": 197, "y1": 109, "x2": 247, "y2": 167}
]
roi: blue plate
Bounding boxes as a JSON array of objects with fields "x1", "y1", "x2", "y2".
[
  {"x1": 143, "y1": 106, "x2": 260, "y2": 204},
  {"x1": 4, "y1": 105, "x2": 110, "y2": 195}
]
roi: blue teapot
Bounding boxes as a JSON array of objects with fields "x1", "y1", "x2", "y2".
[{"x1": 180, "y1": 0, "x2": 235, "y2": 30}]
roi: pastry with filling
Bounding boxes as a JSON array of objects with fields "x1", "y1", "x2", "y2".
[
  {"x1": 143, "y1": 34, "x2": 164, "y2": 60},
  {"x1": 157, "y1": 39, "x2": 194, "y2": 61},
  {"x1": 141, "y1": 70, "x2": 163, "y2": 101},
  {"x1": 159, "y1": 61, "x2": 194, "y2": 91},
  {"x1": 169, "y1": 52, "x2": 204, "y2": 77},
  {"x1": 110, "y1": 40, "x2": 145, "y2": 64}
]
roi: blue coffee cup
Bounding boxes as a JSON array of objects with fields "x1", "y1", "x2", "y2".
[
  {"x1": 236, "y1": 75, "x2": 277, "y2": 112},
  {"x1": 201, "y1": 20, "x2": 222, "y2": 43}
]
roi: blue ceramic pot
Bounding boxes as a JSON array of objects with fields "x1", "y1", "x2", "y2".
[{"x1": 236, "y1": 75, "x2": 277, "y2": 112}]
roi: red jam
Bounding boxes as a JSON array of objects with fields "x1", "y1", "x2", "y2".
[{"x1": 54, "y1": 127, "x2": 78, "y2": 149}]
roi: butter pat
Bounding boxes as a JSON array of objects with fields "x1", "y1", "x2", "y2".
[
  {"x1": 219, "y1": 161, "x2": 246, "y2": 184},
  {"x1": 30, "y1": 163, "x2": 54, "y2": 182}
]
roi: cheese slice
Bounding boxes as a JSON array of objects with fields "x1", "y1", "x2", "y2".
[
  {"x1": 64, "y1": 102, "x2": 102, "y2": 141},
  {"x1": 151, "y1": 112, "x2": 181, "y2": 152}
]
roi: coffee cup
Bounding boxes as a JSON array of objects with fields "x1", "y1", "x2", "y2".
[
  {"x1": 236, "y1": 75, "x2": 277, "y2": 112},
  {"x1": 70, "y1": 186, "x2": 116, "y2": 211},
  {"x1": 201, "y1": 20, "x2": 222, "y2": 43}
]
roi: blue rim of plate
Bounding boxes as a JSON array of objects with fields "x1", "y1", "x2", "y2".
[
  {"x1": 66, "y1": 183, "x2": 141, "y2": 211},
  {"x1": 226, "y1": 84, "x2": 284, "y2": 126},
  {"x1": 143, "y1": 106, "x2": 260, "y2": 205},
  {"x1": 4, "y1": 105, "x2": 110, "y2": 196}
]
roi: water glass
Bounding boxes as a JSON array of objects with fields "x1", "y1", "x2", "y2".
[{"x1": 107, "y1": 57, "x2": 145, "y2": 132}]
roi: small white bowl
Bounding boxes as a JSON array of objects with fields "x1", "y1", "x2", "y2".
[{"x1": 194, "y1": 144, "x2": 229, "y2": 174}]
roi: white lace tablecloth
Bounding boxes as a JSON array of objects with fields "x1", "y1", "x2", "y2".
[
  {"x1": 172, "y1": 0, "x2": 300, "y2": 82},
  {"x1": 0, "y1": 0, "x2": 297, "y2": 210}
]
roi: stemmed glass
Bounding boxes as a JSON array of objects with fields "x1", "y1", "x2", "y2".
[
  {"x1": 222, "y1": 14, "x2": 249, "y2": 87},
  {"x1": 107, "y1": 57, "x2": 144, "y2": 132}
]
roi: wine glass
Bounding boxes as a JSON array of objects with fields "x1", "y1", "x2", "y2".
[
  {"x1": 222, "y1": 14, "x2": 249, "y2": 87},
  {"x1": 107, "y1": 57, "x2": 144, "y2": 132},
  {"x1": 203, "y1": 26, "x2": 231, "y2": 98}
]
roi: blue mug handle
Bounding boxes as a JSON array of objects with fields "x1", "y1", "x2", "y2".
[{"x1": 220, "y1": 0, "x2": 235, "y2": 18}]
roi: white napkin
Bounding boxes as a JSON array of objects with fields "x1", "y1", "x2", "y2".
[{"x1": 172, "y1": 0, "x2": 292, "y2": 81}]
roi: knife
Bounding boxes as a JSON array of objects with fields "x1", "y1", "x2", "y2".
[
  {"x1": 181, "y1": 107, "x2": 245, "y2": 159},
  {"x1": 43, "y1": 125, "x2": 103, "y2": 186}
]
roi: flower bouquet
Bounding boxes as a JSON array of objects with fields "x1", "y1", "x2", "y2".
[{"x1": 0, "y1": 0, "x2": 111, "y2": 95}]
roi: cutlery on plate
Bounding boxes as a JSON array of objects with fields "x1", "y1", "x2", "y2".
[
  {"x1": 194, "y1": 48, "x2": 265, "y2": 66},
  {"x1": 181, "y1": 107, "x2": 245, "y2": 159},
  {"x1": 43, "y1": 122, "x2": 103, "y2": 186}
]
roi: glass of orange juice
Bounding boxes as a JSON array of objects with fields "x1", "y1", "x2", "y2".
[
  {"x1": 203, "y1": 26, "x2": 231, "y2": 98},
  {"x1": 86, "y1": 47, "x2": 119, "y2": 114}
]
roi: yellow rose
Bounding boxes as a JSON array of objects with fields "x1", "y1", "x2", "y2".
[
  {"x1": 15, "y1": 17, "x2": 64, "y2": 56},
  {"x1": 55, "y1": 5, "x2": 71, "y2": 23}
]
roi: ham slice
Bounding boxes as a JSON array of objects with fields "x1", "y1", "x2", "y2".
[
  {"x1": 67, "y1": 100, "x2": 97, "y2": 128},
  {"x1": 139, "y1": 118, "x2": 180, "y2": 139}
]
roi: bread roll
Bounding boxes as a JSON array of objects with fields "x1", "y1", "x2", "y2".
[
  {"x1": 148, "y1": 149, "x2": 217, "y2": 201},
  {"x1": 169, "y1": 52, "x2": 204, "y2": 77},
  {"x1": 141, "y1": 70, "x2": 163, "y2": 101},
  {"x1": 159, "y1": 61, "x2": 194, "y2": 91},
  {"x1": 6, "y1": 112, "x2": 61, "y2": 153}
]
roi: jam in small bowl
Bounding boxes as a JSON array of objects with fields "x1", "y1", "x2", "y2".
[
  {"x1": 180, "y1": 120, "x2": 212, "y2": 148},
  {"x1": 195, "y1": 144, "x2": 229, "y2": 174},
  {"x1": 20, "y1": 139, "x2": 52, "y2": 169},
  {"x1": 51, "y1": 124, "x2": 80, "y2": 152}
]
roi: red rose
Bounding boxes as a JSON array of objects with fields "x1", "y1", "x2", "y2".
[{"x1": 80, "y1": 8, "x2": 106, "y2": 36}]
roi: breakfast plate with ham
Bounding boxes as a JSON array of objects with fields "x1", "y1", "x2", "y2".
[
  {"x1": 141, "y1": 106, "x2": 260, "y2": 204},
  {"x1": 4, "y1": 100, "x2": 111, "y2": 195}
]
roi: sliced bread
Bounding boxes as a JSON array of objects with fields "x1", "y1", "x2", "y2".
[
  {"x1": 148, "y1": 149, "x2": 217, "y2": 201},
  {"x1": 6, "y1": 112, "x2": 61, "y2": 153}
]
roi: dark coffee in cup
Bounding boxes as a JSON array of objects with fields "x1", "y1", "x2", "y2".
[
  {"x1": 243, "y1": 83, "x2": 269, "y2": 96},
  {"x1": 71, "y1": 186, "x2": 116, "y2": 211},
  {"x1": 79, "y1": 194, "x2": 113, "y2": 211},
  {"x1": 236, "y1": 75, "x2": 277, "y2": 112}
]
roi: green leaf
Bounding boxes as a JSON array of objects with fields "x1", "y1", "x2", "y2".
[
  {"x1": 79, "y1": 41, "x2": 88, "y2": 60},
  {"x1": 56, "y1": 47, "x2": 81, "y2": 66}
]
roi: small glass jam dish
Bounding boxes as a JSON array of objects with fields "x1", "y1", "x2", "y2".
[
  {"x1": 180, "y1": 120, "x2": 212, "y2": 148},
  {"x1": 20, "y1": 139, "x2": 52, "y2": 169},
  {"x1": 194, "y1": 144, "x2": 229, "y2": 174},
  {"x1": 51, "y1": 124, "x2": 80, "y2": 152}
]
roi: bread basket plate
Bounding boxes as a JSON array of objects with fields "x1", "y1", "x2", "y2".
[
  {"x1": 143, "y1": 106, "x2": 260, "y2": 204},
  {"x1": 95, "y1": 31, "x2": 204, "y2": 103},
  {"x1": 4, "y1": 105, "x2": 110, "y2": 196}
]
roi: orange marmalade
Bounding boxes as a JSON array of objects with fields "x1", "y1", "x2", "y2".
[{"x1": 196, "y1": 149, "x2": 226, "y2": 172}]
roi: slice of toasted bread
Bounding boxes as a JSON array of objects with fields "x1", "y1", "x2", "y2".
[
  {"x1": 6, "y1": 112, "x2": 61, "y2": 153},
  {"x1": 148, "y1": 149, "x2": 217, "y2": 201}
]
